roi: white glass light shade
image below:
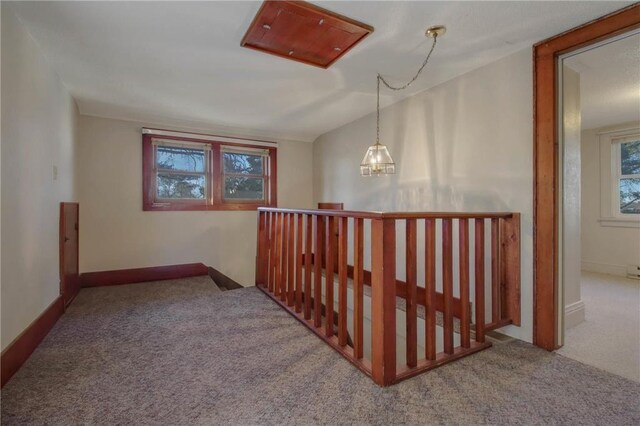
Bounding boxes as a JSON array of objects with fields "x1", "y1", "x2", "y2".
[{"x1": 360, "y1": 144, "x2": 395, "y2": 176}]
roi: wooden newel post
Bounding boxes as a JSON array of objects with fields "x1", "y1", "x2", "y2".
[
  {"x1": 501, "y1": 213, "x2": 521, "y2": 326},
  {"x1": 371, "y1": 218, "x2": 396, "y2": 386}
]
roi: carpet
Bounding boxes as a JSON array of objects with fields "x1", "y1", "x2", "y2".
[
  {"x1": 2, "y1": 276, "x2": 639, "y2": 425},
  {"x1": 557, "y1": 271, "x2": 640, "y2": 381}
]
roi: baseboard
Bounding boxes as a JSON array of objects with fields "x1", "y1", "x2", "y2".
[
  {"x1": 1, "y1": 296, "x2": 65, "y2": 388},
  {"x1": 564, "y1": 300, "x2": 585, "y2": 330},
  {"x1": 80, "y1": 263, "x2": 209, "y2": 287},
  {"x1": 581, "y1": 261, "x2": 627, "y2": 277}
]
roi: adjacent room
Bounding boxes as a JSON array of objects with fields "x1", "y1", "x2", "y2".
[
  {"x1": 557, "y1": 33, "x2": 640, "y2": 381},
  {"x1": 2, "y1": 1, "x2": 639, "y2": 425}
]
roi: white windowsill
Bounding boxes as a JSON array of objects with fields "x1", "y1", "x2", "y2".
[{"x1": 598, "y1": 217, "x2": 640, "y2": 228}]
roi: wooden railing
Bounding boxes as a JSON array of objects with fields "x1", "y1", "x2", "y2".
[{"x1": 255, "y1": 208, "x2": 521, "y2": 386}]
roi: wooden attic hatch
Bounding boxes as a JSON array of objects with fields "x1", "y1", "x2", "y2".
[{"x1": 241, "y1": 0, "x2": 373, "y2": 68}]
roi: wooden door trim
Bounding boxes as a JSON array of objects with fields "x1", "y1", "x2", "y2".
[
  {"x1": 59, "y1": 202, "x2": 80, "y2": 307},
  {"x1": 533, "y1": 4, "x2": 640, "y2": 350}
]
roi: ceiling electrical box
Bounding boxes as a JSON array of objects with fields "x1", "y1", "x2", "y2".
[{"x1": 241, "y1": 1, "x2": 373, "y2": 68}]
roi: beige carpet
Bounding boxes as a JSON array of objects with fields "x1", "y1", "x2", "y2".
[
  {"x1": 557, "y1": 271, "x2": 640, "y2": 382},
  {"x1": 2, "y1": 277, "x2": 639, "y2": 425}
]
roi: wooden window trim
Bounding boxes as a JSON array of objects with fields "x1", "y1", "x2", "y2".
[
  {"x1": 533, "y1": 4, "x2": 640, "y2": 351},
  {"x1": 143, "y1": 134, "x2": 277, "y2": 211}
]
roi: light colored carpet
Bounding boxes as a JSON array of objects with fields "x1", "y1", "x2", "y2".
[
  {"x1": 2, "y1": 277, "x2": 639, "y2": 425},
  {"x1": 557, "y1": 271, "x2": 640, "y2": 382}
]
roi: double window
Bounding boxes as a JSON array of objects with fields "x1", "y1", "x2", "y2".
[{"x1": 143, "y1": 133, "x2": 276, "y2": 211}]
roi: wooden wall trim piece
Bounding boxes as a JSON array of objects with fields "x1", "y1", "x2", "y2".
[
  {"x1": 80, "y1": 263, "x2": 209, "y2": 288},
  {"x1": 208, "y1": 267, "x2": 244, "y2": 290},
  {"x1": 317, "y1": 202, "x2": 344, "y2": 210},
  {"x1": 1, "y1": 297, "x2": 65, "y2": 388},
  {"x1": 533, "y1": 4, "x2": 640, "y2": 351}
]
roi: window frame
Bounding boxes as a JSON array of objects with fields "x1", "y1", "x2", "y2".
[
  {"x1": 611, "y1": 136, "x2": 640, "y2": 218},
  {"x1": 596, "y1": 126, "x2": 640, "y2": 227},
  {"x1": 143, "y1": 134, "x2": 277, "y2": 211}
]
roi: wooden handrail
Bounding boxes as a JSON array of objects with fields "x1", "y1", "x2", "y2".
[
  {"x1": 258, "y1": 207, "x2": 516, "y2": 220},
  {"x1": 255, "y1": 208, "x2": 521, "y2": 386}
]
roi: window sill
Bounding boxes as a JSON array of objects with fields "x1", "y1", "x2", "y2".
[
  {"x1": 598, "y1": 217, "x2": 640, "y2": 228},
  {"x1": 144, "y1": 203, "x2": 272, "y2": 212}
]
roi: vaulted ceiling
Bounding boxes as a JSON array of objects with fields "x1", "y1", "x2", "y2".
[{"x1": 9, "y1": 1, "x2": 633, "y2": 142}]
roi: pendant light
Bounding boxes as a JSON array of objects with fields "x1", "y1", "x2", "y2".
[{"x1": 360, "y1": 25, "x2": 446, "y2": 176}]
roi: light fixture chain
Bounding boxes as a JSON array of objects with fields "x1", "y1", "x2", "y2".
[
  {"x1": 376, "y1": 75, "x2": 380, "y2": 146},
  {"x1": 379, "y1": 35, "x2": 438, "y2": 92},
  {"x1": 363, "y1": 29, "x2": 442, "y2": 176}
]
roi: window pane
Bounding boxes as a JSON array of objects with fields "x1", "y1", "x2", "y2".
[
  {"x1": 157, "y1": 174, "x2": 206, "y2": 199},
  {"x1": 620, "y1": 140, "x2": 640, "y2": 175},
  {"x1": 223, "y1": 152, "x2": 263, "y2": 175},
  {"x1": 620, "y1": 177, "x2": 640, "y2": 214},
  {"x1": 157, "y1": 146, "x2": 205, "y2": 172},
  {"x1": 224, "y1": 177, "x2": 264, "y2": 200}
]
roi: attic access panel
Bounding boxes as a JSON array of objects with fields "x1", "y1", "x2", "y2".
[{"x1": 241, "y1": 1, "x2": 373, "y2": 69}]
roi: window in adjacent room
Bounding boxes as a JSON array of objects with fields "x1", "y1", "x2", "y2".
[
  {"x1": 615, "y1": 138, "x2": 640, "y2": 216},
  {"x1": 143, "y1": 133, "x2": 276, "y2": 211},
  {"x1": 595, "y1": 127, "x2": 639, "y2": 227}
]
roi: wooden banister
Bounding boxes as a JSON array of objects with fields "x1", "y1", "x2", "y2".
[
  {"x1": 442, "y1": 218, "x2": 454, "y2": 355},
  {"x1": 259, "y1": 207, "x2": 516, "y2": 220},
  {"x1": 353, "y1": 217, "x2": 364, "y2": 359},
  {"x1": 255, "y1": 207, "x2": 521, "y2": 387},
  {"x1": 338, "y1": 217, "x2": 349, "y2": 347},
  {"x1": 425, "y1": 218, "x2": 436, "y2": 361},
  {"x1": 459, "y1": 218, "x2": 471, "y2": 348},
  {"x1": 371, "y1": 218, "x2": 396, "y2": 386},
  {"x1": 405, "y1": 219, "x2": 418, "y2": 368},
  {"x1": 314, "y1": 215, "x2": 324, "y2": 328},
  {"x1": 474, "y1": 218, "x2": 486, "y2": 343}
]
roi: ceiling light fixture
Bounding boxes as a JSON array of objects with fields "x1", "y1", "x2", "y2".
[{"x1": 360, "y1": 25, "x2": 446, "y2": 176}]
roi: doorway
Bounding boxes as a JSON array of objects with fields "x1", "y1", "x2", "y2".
[
  {"x1": 556, "y1": 32, "x2": 640, "y2": 381},
  {"x1": 532, "y1": 4, "x2": 640, "y2": 351}
]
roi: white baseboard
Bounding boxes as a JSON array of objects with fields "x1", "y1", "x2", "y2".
[
  {"x1": 581, "y1": 261, "x2": 627, "y2": 277},
  {"x1": 565, "y1": 300, "x2": 585, "y2": 330}
]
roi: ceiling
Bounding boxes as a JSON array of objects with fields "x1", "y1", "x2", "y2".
[
  {"x1": 8, "y1": 1, "x2": 634, "y2": 142},
  {"x1": 565, "y1": 33, "x2": 640, "y2": 130}
]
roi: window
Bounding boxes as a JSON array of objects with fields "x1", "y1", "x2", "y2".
[
  {"x1": 143, "y1": 133, "x2": 276, "y2": 211},
  {"x1": 222, "y1": 148, "x2": 268, "y2": 202},
  {"x1": 615, "y1": 138, "x2": 640, "y2": 215},
  {"x1": 596, "y1": 128, "x2": 640, "y2": 227}
]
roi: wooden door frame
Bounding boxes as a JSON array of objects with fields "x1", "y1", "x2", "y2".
[
  {"x1": 533, "y1": 4, "x2": 640, "y2": 350},
  {"x1": 59, "y1": 202, "x2": 80, "y2": 307}
]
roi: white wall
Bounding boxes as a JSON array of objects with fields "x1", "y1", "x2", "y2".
[
  {"x1": 581, "y1": 122, "x2": 640, "y2": 276},
  {"x1": 561, "y1": 66, "x2": 584, "y2": 329},
  {"x1": 313, "y1": 48, "x2": 533, "y2": 342},
  {"x1": 77, "y1": 115, "x2": 313, "y2": 286},
  {"x1": 1, "y1": 5, "x2": 79, "y2": 350}
]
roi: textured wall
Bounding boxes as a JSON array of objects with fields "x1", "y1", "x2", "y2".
[
  {"x1": 77, "y1": 115, "x2": 313, "y2": 286},
  {"x1": 1, "y1": 5, "x2": 79, "y2": 350},
  {"x1": 561, "y1": 66, "x2": 584, "y2": 329},
  {"x1": 313, "y1": 48, "x2": 534, "y2": 342},
  {"x1": 581, "y1": 122, "x2": 640, "y2": 276}
]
